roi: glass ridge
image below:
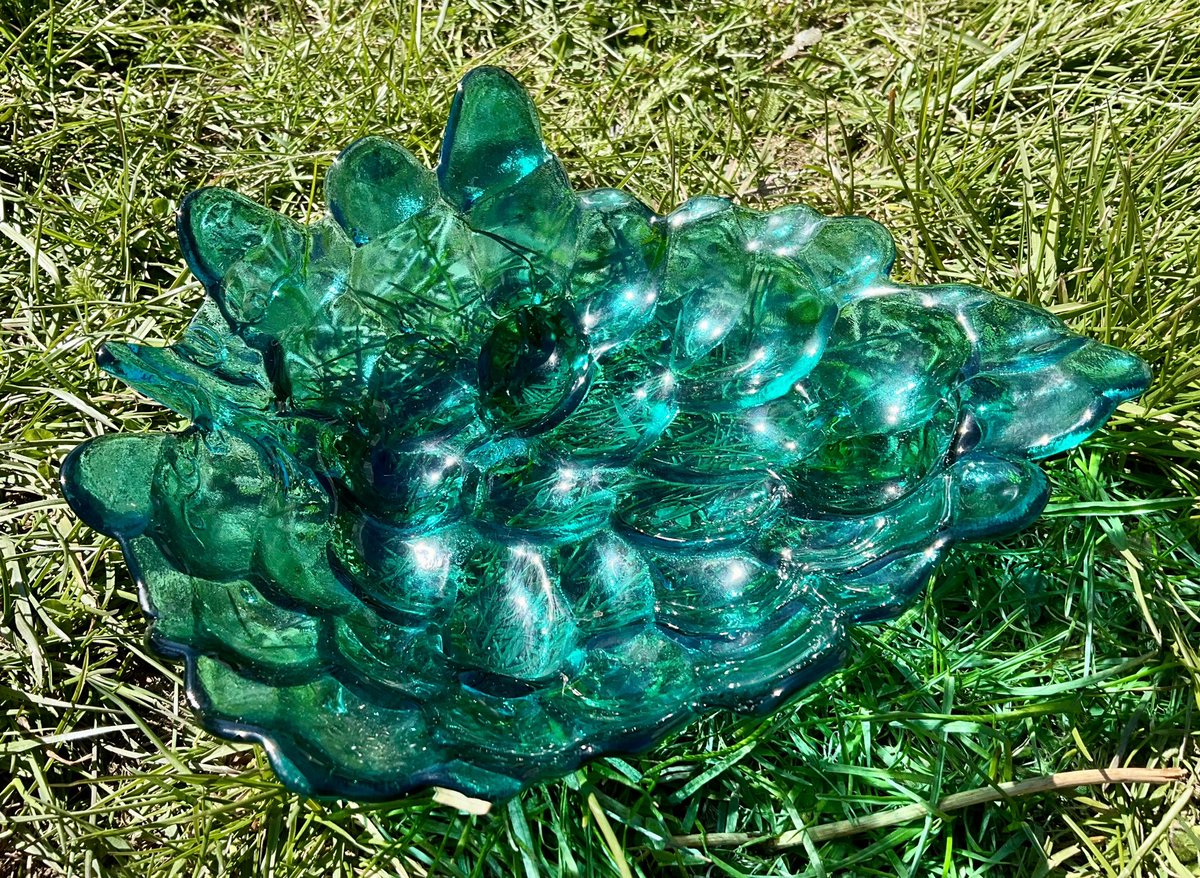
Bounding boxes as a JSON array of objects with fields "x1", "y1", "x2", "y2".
[{"x1": 60, "y1": 66, "x2": 1151, "y2": 801}]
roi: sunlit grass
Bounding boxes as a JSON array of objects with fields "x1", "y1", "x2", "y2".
[{"x1": 2, "y1": 0, "x2": 1198, "y2": 875}]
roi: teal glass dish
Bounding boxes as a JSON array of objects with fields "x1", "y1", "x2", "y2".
[{"x1": 61, "y1": 67, "x2": 1150, "y2": 801}]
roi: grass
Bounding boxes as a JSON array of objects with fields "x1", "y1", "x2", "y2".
[{"x1": 2, "y1": 0, "x2": 1199, "y2": 874}]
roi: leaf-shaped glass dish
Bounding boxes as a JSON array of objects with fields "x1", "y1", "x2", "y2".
[{"x1": 61, "y1": 67, "x2": 1151, "y2": 802}]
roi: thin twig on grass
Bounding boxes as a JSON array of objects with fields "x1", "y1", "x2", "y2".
[{"x1": 670, "y1": 768, "x2": 1190, "y2": 850}]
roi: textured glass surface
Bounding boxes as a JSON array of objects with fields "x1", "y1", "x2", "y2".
[{"x1": 61, "y1": 66, "x2": 1151, "y2": 802}]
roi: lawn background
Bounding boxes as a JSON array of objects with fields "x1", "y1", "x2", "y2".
[{"x1": 2, "y1": 0, "x2": 1199, "y2": 875}]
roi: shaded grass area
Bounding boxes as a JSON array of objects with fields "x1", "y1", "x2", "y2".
[{"x1": 2, "y1": 0, "x2": 1199, "y2": 874}]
